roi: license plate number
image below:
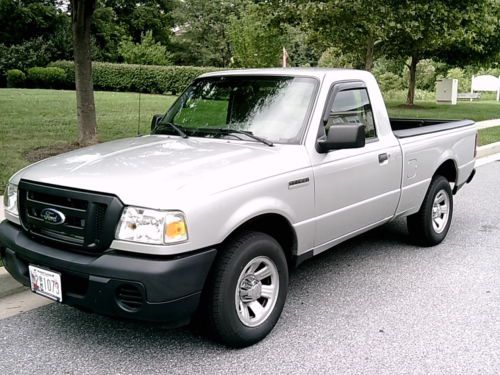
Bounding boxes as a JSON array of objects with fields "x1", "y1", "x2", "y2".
[{"x1": 29, "y1": 265, "x2": 62, "y2": 302}]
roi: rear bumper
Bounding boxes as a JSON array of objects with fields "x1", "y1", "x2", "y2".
[{"x1": 0, "y1": 220, "x2": 216, "y2": 324}]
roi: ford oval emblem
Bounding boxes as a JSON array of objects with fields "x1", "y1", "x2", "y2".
[{"x1": 40, "y1": 208, "x2": 66, "y2": 225}]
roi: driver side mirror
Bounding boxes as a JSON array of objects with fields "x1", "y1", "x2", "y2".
[
  {"x1": 317, "y1": 124, "x2": 365, "y2": 153},
  {"x1": 151, "y1": 114, "x2": 164, "y2": 131}
]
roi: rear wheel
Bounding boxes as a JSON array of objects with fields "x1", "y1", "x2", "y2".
[
  {"x1": 205, "y1": 231, "x2": 288, "y2": 347},
  {"x1": 407, "y1": 175, "x2": 453, "y2": 246}
]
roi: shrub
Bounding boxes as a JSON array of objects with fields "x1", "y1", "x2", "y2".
[
  {"x1": 27, "y1": 67, "x2": 67, "y2": 89},
  {"x1": 49, "y1": 61, "x2": 220, "y2": 94},
  {"x1": 119, "y1": 31, "x2": 172, "y2": 66},
  {"x1": 0, "y1": 37, "x2": 71, "y2": 87},
  {"x1": 383, "y1": 89, "x2": 435, "y2": 102},
  {"x1": 6, "y1": 69, "x2": 26, "y2": 88},
  {"x1": 376, "y1": 72, "x2": 405, "y2": 92}
]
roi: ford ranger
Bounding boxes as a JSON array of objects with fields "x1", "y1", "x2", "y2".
[{"x1": 0, "y1": 68, "x2": 477, "y2": 347}]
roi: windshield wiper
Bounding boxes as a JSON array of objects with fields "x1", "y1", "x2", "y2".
[
  {"x1": 156, "y1": 121, "x2": 188, "y2": 139},
  {"x1": 210, "y1": 128, "x2": 274, "y2": 147}
]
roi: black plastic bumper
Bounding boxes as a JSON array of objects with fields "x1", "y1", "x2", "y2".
[
  {"x1": 0, "y1": 220, "x2": 216, "y2": 324},
  {"x1": 453, "y1": 168, "x2": 476, "y2": 195}
]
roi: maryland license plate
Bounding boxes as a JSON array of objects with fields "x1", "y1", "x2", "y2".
[{"x1": 29, "y1": 265, "x2": 62, "y2": 302}]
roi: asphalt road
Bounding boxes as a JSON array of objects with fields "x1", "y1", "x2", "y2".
[{"x1": 1, "y1": 161, "x2": 499, "y2": 375}]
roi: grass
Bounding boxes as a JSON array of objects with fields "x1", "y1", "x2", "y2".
[
  {"x1": 0, "y1": 89, "x2": 499, "y2": 195},
  {"x1": 478, "y1": 126, "x2": 500, "y2": 146},
  {"x1": 385, "y1": 100, "x2": 500, "y2": 122},
  {"x1": 0, "y1": 89, "x2": 173, "y2": 195}
]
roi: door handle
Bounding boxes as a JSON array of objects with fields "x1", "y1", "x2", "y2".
[{"x1": 378, "y1": 153, "x2": 389, "y2": 164}]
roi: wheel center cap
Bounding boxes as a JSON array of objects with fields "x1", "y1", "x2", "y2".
[
  {"x1": 432, "y1": 205, "x2": 439, "y2": 217},
  {"x1": 239, "y1": 275, "x2": 262, "y2": 303}
]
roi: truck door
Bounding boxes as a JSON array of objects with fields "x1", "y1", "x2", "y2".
[{"x1": 311, "y1": 81, "x2": 401, "y2": 250}]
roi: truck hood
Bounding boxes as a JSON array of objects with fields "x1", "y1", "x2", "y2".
[{"x1": 12, "y1": 136, "x2": 309, "y2": 208}]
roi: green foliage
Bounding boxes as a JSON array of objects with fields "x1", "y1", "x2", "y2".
[
  {"x1": 228, "y1": 3, "x2": 283, "y2": 68},
  {"x1": 0, "y1": 36, "x2": 71, "y2": 86},
  {"x1": 173, "y1": 0, "x2": 247, "y2": 67},
  {"x1": 383, "y1": 89, "x2": 435, "y2": 102},
  {"x1": 27, "y1": 67, "x2": 67, "y2": 89},
  {"x1": 445, "y1": 67, "x2": 470, "y2": 93},
  {"x1": 382, "y1": 0, "x2": 500, "y2": 103},
  {"x1": 105, "y1": 0, "x2": 176, "y2": 46},
  {"x1": 6, "y1": 70, "x2": 26, "y2": 88},
  {"x1": 49, "y1": 61, "x2": 220, "y2": 94},
  {"x1": 0, "y1": 0, "x2": 68, "y2": 46},
  {"x1": 401, "y1": 59, "x2": 447, "y2": 91},
  {"x1": 317, "y1": 47, "x2": 355, "y2": 68},
  {"x1": 92, "y1": 5, "x2": 126, "y2": 62},
  {"x1": 376, "y1": 72, "x2": 405, "y2": 92},
  {"x1": 118, "y1": 31, "x2": 172, "y2": 66},
  {"x1": 306, "y1": 0, "x2": 391, "y2": 70},
  {"x1": 281, "y1": 24, "x2": 320, "y2": 68}
]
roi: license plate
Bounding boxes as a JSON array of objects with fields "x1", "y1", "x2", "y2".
[{"x1": 29, "y1": 265, "x2": 63, "y2": 302}]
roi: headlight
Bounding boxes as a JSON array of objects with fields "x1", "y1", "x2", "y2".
[
  {"x1": 115, "y1": 207, "x2": 188, "y2": 245},
  {"x1": 4, "y1": 183, "x2": 19, "y2": 217}
]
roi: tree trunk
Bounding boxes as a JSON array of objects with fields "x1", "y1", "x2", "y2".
[
  {"x1": 364, "y1": 38, "x2": 374, "y2": 71},
  {"x1": 71, "y1": 0, "x2": 97, "y2": 146},
  {"x1": 406, "y1": 55, "x2": 419, "y2": 106}
]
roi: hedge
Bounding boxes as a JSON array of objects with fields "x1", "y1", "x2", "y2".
[
  {"x1": 48, "y1": 61, "x2": 221, "y2": 94},
  {"x1": 6, "y1": 69, "x2": 26, "y2": 88},
  {"x1": 27, "y1": 67, "x2": 67, "y2": 89}
]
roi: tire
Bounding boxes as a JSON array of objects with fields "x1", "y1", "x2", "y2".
[
  {"x1": 205, "y1": 231, "x2": 288, "y2": 348},
  {"x1": 407, "y1": 175, "x2": 453, "y2": 246}
]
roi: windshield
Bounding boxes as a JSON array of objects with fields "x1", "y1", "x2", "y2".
[{"x1": 153, "y1": 75, "x2": 318, "y2": 144}]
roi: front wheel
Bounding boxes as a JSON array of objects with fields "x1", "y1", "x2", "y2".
[
  {"x1": 205, "y1": 231, "x2": 288, "y2": 347},
  {"x1": 407, "y1": 175, "x2": 453, "y2": 246}
]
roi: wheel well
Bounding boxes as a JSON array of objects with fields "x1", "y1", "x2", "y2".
[
  {"x1": 225, "y1": 214, "x2": 297, "y2": 266},
  {"x1": 434, "y1": 159, "x2": 457, "y2": 183}
]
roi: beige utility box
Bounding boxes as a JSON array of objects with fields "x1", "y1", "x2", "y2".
[{"x1": 436, "y1": 79, "x2": 458, "y2": 105}]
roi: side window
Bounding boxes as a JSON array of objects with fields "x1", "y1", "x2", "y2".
[{"x1": 326, "y1": 87, "x2": 376, "y2": 139}]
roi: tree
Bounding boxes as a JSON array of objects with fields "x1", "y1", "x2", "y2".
[
  {"x1": 305, "y1": 0, "x2": 391, "y2": 70},
  {"x1": 172, "y1": 0, "x2": 247, "y2": 67},
  {"x1": 91, "y1": 4, "x2": 126, "y2": 61},
  {"x1": 0, "y1": 0, "x2": 67, "y2": 46},
  {"x1": 228, "y1": 3, "x2": 283, "y2": 68},
  {"x1": 71, "y1": 0, "x2": 97, "y2": 146},
  {"x1": 383, "y1": 0, "x2": 500, "y2": 105},
  {"x1": 102, "y1": 0, "x2": 176, "y2": 46}
]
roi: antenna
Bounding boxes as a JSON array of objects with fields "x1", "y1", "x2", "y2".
[{"x1": 137, "y1": 64, "x2": 142, "y2": 137}]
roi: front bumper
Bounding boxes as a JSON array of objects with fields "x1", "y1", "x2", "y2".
[{"x1": 0, "y1": 220, "x2": 216, "y2": 323}]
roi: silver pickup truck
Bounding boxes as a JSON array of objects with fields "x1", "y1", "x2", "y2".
[{"x1": 1, "y1": 68, "x2": 476, "y2": 347}]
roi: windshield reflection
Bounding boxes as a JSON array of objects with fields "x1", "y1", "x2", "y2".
[{"x1": 154, "y1": 76, "x2": 318, "y2": 144}]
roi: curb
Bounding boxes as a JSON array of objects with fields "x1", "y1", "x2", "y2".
[
  {"x1": 477, "y1": 141, "x2": 500, "y2": 158},
  {"x1": 0, "y1": 267, "x2": 27, "y2": 298},
  {"x1": 476, "y1": 119, "x2": 500, "y2": 130}
]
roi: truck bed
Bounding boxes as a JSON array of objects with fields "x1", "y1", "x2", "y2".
[{"x1": 390, "y1": 118, "x2": 475, "y2": 138}]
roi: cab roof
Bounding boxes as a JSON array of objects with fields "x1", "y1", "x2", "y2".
[{"x1": 199, "y1": 68, "x2": 374, "y2": 82}]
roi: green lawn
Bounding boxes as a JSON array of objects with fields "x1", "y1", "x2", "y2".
[
  {"x1": 478, "y1": 126, "x2": 500, "y2": 146},
  {"x1": 0, "y1": 89, "x2": 173, "y2": 195},
  {"x1": 0, "y1": 89, "x2": 499, "y2": 195},
  {"x1": 385, "y1": 100, "x2": 500, "y2": 122}
]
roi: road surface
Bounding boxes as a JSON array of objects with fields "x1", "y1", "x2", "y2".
[{"x1": 0, "y1": 162, "x2": 499, "y2": 374}]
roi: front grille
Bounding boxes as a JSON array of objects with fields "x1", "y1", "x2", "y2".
[{"x1": 18, "y1": 180, "x2": 123, "y2": 253}]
